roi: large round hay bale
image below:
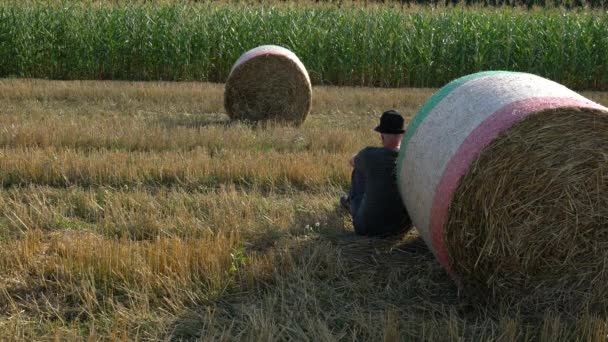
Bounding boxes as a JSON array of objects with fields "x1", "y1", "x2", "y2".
[
  {"x1": 224, "y1": 45, "x2": 312, "y2": 125},
  {"x1": 397, "y1": 71, "x2": 608, "y2": 308}
]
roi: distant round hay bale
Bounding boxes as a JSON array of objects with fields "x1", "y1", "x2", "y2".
[
  {"x1": 397, "y1": 71, "x2": 608, "y2": 307},
  {"x1": 224, "y1": 45, "x2": 312, "y2": 125}
]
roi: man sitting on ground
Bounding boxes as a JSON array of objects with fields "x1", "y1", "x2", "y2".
[{"x1": 341, "y1": 110, "x2": 412, "y2": 236}]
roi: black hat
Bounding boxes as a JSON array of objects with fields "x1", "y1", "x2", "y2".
[{"x1": 374, "y1": 110, "x2": 405, "y2": 134}]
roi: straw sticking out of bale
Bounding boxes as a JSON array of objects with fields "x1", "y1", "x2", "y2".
[
  {"x1": 224, "y1": 45, "x2": 312, "y2": 125},
  {"x1": 445, "y1": 107, "x2": 608, "y2": 308}
]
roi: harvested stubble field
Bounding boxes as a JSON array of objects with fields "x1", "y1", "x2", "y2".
[{"x1": 1, "y1": 79, "x2": 608, "y2": 340}]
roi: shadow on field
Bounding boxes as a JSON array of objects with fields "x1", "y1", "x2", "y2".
[
  {"x1": 156, "y1": 113, "x2": 307, "y2": 131},
  {"x1": 239, "y1": 202, "x2": 354, "y2": 256},
  {"x1": 156, "y1": 113, "x2": 231, "y2": 129},
  {"x1": 168, "y1": 217, "x2": 608, "y2": 340},
  {"x1": 168, "y1": 206, "x2": 469, "y2": 340},
  {"x1": 293, "y1": 203, "x2": 438, "y2": 272}
]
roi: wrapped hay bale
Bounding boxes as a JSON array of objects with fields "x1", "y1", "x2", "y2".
[
  {"x1": 397, "y1": 71, "x2": 608, "y2": 307},
  {"x1": 224, "y1": 45, "x2": 312, "y2": 125}
]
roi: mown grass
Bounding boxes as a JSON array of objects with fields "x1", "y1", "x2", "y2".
[
  {"x1": 1, "y1": 79, "x2": 608, "y2": 340},
  {"x1": 1, "y1": 2, "x2": 608, "y2": 89}
]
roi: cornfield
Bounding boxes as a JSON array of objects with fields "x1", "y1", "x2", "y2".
[{"x1": 0, "y1": 2, "x2": 607, "y2": 89}]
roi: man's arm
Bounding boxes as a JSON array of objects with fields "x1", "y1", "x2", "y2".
[
  {"x1": 349, "y1": 153, "x2": 357, "y2": 167},
  {"x1": 350, "y1": 148, "x2": 368, "y2": 170}
]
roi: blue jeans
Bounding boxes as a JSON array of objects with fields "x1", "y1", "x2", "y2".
[{"x1": 349, "y1": 168, "x2": 367, "y2": 235}]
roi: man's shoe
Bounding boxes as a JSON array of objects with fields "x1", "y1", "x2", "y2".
[{"x1": 340, "y1": 193, "x2": 350, "y2": 211}]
